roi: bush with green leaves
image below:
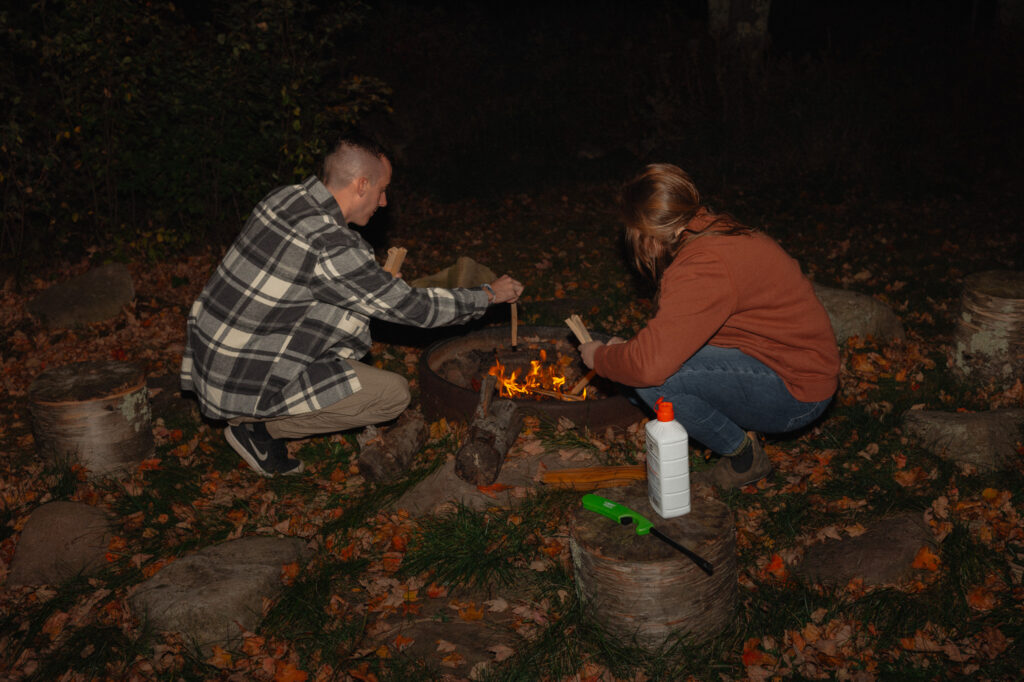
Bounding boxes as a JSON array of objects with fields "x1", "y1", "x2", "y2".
[{"x1": 0, "y1": 0, "x2": 390, "y2": 272}]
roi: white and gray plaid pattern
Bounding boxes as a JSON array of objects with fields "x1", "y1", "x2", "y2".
[{"x1": 181, "y1": 176, "x2": 487, "y2": 420}]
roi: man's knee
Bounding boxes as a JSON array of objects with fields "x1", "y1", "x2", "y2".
[{"x1": 378, "y1": 372, "x2": 411, "y2": 419}]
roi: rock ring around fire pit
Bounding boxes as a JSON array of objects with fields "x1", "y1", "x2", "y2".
[{"x1": 418, "y1": 325, "x2": 646, "y2": 431}]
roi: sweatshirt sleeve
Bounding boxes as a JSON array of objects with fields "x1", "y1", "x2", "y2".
[{"x1": 594, "y1": 250, "x2": 737, "y2": 387}]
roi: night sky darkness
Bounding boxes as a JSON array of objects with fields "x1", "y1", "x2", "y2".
[{"x1": 326, "y1": 0, "x2": 1019, "y2": 203}]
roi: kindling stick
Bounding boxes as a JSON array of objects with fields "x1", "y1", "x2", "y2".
[
  {"x1": 511, "y1": 303, "x2": 518, "y2": 349},
  {"x1": 565, "y1": 314, "x2": 593, "y2": 344},
  {"x1": 569, "y1": 369, "x2": 596, "y2": 396},
  {"x1": 565, "y1": 315, "x2": 596, "y2": 395},
  {"x1": 383, "y1": 247, "x2": 407, "y2": 276}
]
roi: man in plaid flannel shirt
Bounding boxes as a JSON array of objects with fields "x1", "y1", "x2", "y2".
[{"x1": 181, "y1": 136, "x2": 523, "y2": 476}]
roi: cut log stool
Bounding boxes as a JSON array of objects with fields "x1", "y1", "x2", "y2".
[
  {"x1": 569, "y1": 484, "x2": 736, "y2": 647},
  {"x1": 29, "y1": 361, "x2": 154, "y2": 478},
  {"x1": 952, "y1": 270, "x2": 1024, "y2": 389}
]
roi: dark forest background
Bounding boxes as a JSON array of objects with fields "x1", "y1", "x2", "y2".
[{"x1": 2, "y1": 0, "x2": 1021, "y2": 274}]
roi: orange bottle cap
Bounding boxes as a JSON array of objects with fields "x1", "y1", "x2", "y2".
[{"x1": 655, "y1": 397, "x2": 674, "y2": 421}]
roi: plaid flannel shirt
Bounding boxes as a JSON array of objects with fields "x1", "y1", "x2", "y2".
[{"x1": 181, "y1": 176, "x2": 489, "y2": 420}]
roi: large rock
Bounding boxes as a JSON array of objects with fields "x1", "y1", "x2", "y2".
[
  {"x1": 902, "y1": 408, "x2": 1024, "y2": 472},
  {"x1": 796, "y1": 511, "x2": 933, "y2": 586},
  {"x1": 8, "y1": 501, "x2": 114, "y2": 586},
  {"x1": 129, "y1": 536, "x2": 308, "y2": 653},
  {"x1": 813, "y1": 283, "x2": 905, "y2": 345},
  {"x1": 27, "y1": 262, "x2": 135, "y2": 327}
]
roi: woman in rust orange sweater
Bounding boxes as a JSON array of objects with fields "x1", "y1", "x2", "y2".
[{"x1": 580, "y1": 164, "x2": 840, "y2": 489}]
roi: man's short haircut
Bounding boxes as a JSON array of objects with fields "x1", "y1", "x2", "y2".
[{"x1": 322, "y1": 134, "x2": 389, "y2": 190}]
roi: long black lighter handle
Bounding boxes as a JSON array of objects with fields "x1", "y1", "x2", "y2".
[{"x1": 650, "y1": 527, "x2": 714, "y2": 576}]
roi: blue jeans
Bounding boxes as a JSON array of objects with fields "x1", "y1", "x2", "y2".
[{"x1": 634, "y1": 346, "x2": 832, "y2": 455}]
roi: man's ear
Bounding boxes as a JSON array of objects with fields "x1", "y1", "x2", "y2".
[{"x1": 355, "y1": 176, "x2": 370, "y2": 196}]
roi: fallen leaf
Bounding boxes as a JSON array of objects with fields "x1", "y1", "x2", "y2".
[
  {"x1": 912, "y1": 546, "x2": 941, "y2": 571},
  {"x1": 489, "y1": 644, "x2": 515, "y2": 661}
]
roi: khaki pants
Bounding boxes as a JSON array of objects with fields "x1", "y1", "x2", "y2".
[{"x1": 231, "y1": 360, "x2": 410, "y2": 440}]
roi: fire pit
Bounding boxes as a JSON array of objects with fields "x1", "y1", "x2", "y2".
[{"x1": 418, "y1": 325, "x2": 646, "y2": 431}]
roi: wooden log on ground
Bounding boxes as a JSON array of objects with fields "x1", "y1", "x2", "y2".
[
  {"x1": 455, "y1": 375, "x2": 524, "y2": 485},
  {"x1": 569, "y1": 484, "x2": 736, "y2": 647},
  {"x1": 357, "y1": 410, "x2": 429, "y2": 483},
  {"x1": 952, "y1": 270, "x2": 1024, "y2": 389},
  {"x1": 28, "y1": 361, "x2": 154, "y2": 478}
]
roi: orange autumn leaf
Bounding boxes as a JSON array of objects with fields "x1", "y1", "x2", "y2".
[
  {"x1": 440, "y1": 652, "x2": 466, "y2": 668},
  {"x1": 741, "y1": 637, "x2": 767, "y2": 666},
  {"x1": 912, "y1": 546, "x2": 941, "y2": 571},
  {"x1": 137, "y1": 457, "x2": 162, "y2": 471},
  {"x1": 208, "y1": 645, "x2": 233, "y2": 669},
  {"x1": 458, "y1": 603, "x2": 485, "y2": 621},
  {"x1": 477, "y1": 483, "x2": 512, "y2": 498},
  {"x1": 280, "y1": 562, "x2": 300, "y2": 585},
  {"x1": 426, "y1": 582, "x2": 448, "y2": 599},
  {"x1": 381, "y1": 551, "x2": 403, "y2": 572},
  {"x1": 393, "y1": 634, "x2": 415, "y2": 651},
  {"x1": 967, "y1": 585, "x2": 997, "y2": 611},
  {"x1": 274, "y1": 662, "x2": 308, "y2": 682},
  {"x1": 765, "y1": 553, "x2": 788, "y2": 579},
  {"x1": 347, "y1": 663, "x2": 379, "y2": 682}
]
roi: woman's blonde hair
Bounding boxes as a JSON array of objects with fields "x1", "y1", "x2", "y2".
[{"x1": 620, "y1": 163, "x2": 751, "y2": 280}]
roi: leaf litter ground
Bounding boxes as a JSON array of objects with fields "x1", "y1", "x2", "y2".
[{"x1": 1, "y1": 182, "x2": 1023, "y2": 680}]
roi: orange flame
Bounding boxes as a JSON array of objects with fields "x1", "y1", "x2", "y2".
[{"x1": 487, "y1": 349, "x2": 586, "y2": 400}]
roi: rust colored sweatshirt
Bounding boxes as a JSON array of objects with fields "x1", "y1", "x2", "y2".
[{"x1": 595, "y1": 228, "x2": 840, "y2": 402}]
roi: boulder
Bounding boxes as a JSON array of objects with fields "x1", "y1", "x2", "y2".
[
  {"x1": 129, "y1": 536, "x2": 308, "y2": 654},
  {"x1": 796, "y1": 511, "x2": 933, "y2": 586},
  {"x1": 8, "y1": 501, "x2": 113, "y2": 586},
  {"x1": 902, "y1": 408, "x2": 1024, "y2": 472},
  {"x1": 813, "y1": 283, "x2": 905, "y2": 345},
  {"x1": 27, "y1": 262, "x2": 134, "y2": 327}
]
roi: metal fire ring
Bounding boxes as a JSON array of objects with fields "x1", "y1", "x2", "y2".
[{"x1": 417, "y1": 325, "x2": 646, "y2": 431}]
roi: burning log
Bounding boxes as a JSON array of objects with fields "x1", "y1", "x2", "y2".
[{"x1": 455, "y1": 375, "x2": 524, "y2": 485}]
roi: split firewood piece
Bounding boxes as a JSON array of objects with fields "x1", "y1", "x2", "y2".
[
  {"x1": 357, "y1": 409, "x2": 428, "y2": 483},
  {"x1": 383, "y1": 246, "x2": 407, "y2": 276},
  {"x1": 455, "y1": 374, "x2": 524, "y2": 485},
  {"x1": 510, "y1": 302, "x2": 518, "y2": 349},
  {"x1": 541, "y1": 464, "x2": 647, "y2": 490},
  {"x1": 565, "y1": 314, "x2": 593, "y2": 344}
]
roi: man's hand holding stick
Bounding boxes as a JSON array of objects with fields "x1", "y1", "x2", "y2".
[{"x1": 383, "y1": 247, "x2": 407, "y2": 276}]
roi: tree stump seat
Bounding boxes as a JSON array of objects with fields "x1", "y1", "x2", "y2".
[
  {"x1": 29, "y1": 360, "x2": 154, "y2": 478},
  {"x1": 569, "y1": 484, "x2": 737, "y2": 647},
  {"x1": 952, "y1": 270, "x2": 1024, "y2": 388}
]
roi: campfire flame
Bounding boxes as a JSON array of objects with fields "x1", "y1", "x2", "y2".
[{"x1": 487, "y1": 349, "x2": 587, "y2": 400}]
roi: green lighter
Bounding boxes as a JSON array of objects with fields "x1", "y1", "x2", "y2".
[{"x1": 581, "y1": 493, "x2": 713, "y2": 575}]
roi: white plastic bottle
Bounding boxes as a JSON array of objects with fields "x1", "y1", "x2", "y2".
[{"x1": 646, "y1": 397, "x2": 690, "y2": 518}]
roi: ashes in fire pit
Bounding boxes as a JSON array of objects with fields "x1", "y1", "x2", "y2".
[{"x1": 418, "y1": 326, "x2": 646, "y2": 431}]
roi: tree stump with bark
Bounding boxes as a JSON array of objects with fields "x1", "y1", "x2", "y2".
[
  {"x1": 357, "y1": 410, "x2": 429, "y2": 484},
  {"x1": 569, "y1": 484, "x2": 736, "y2": 647},
  {"x1": 952, "y1": 270, "x2": 1024, "y2": 388},
  {"x1": 28, "y1": 361, "x2": 153, "y2": 478},
  {"x1": 455, "y1": 375, "x2": 523, "y2": 485}
]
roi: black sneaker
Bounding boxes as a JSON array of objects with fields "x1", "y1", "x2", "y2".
[{"x1": 224, "y1": 423, "x2": 304, "y2": 476}]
